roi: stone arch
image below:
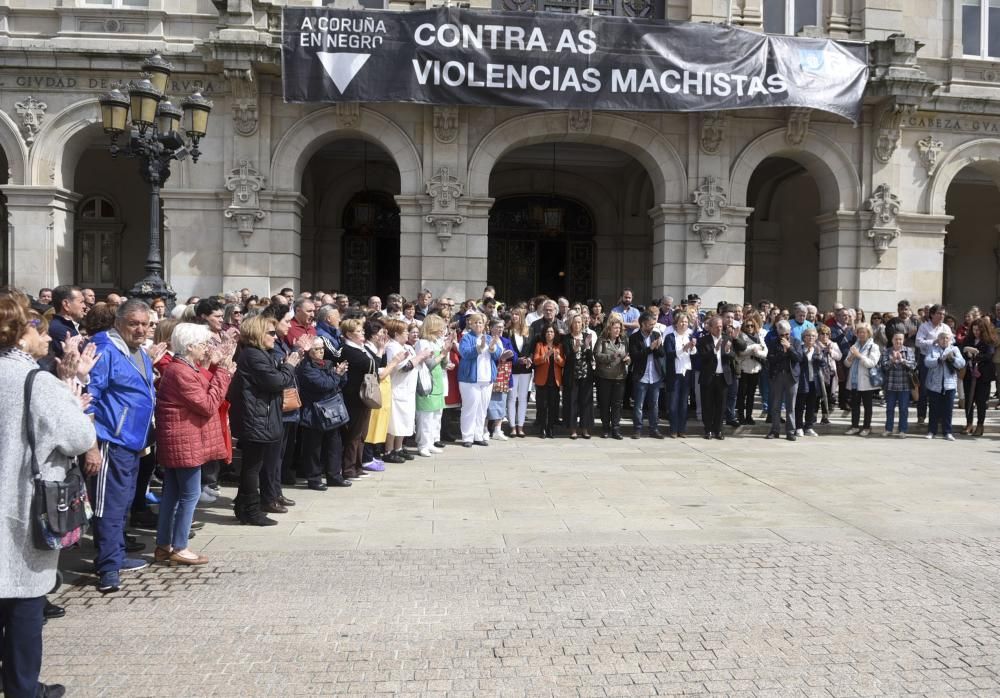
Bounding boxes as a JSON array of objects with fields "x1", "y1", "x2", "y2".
[
  {"x1": 270, "y1": 107, "x2": 422, "y2": 195},
  {"x1": 729, "y1": 128, "x2": 861, "y2": 212},
  {"x1": 0, "y1": 110, "x2": 28, "y2": 185},
  {"x1": 467, "y1": 112, "x2": 686, "y2": 204},
  {"x1": 927, "y1": 138, "x2": 1000, "y2": 216},
  {"x1": 29, "y1": 98, "x2": 103, "y2": 188}
]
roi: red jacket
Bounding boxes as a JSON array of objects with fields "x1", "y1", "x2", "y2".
[
  {"x1": 155, "y1": 358, "x2": 233, "y2": 468},
  {"x1": 286, "y1": 318, "x2": 317, "y2": 348}
]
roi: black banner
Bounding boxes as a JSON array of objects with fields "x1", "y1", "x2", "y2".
[{"x1": 282, "y1": 8, "x2": 869, "y2": 122}]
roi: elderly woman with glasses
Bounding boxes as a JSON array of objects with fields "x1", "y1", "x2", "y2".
[
  {"x1": 296, "y1": 336, "x2": 351, "y2": 490},
  {"x1": 154, "y1": 323, "x2": 234, "y2": 565},
  {"x1": 844, "y1": 322, "x2": 882, "y2": 436},
  {"x1": 228, "y1": 315, "x2": 301, "y2": 526}
]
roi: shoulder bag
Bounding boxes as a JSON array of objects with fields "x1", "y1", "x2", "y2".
[
  {"x1": 24, "y1": 369, "x2": 92, "y2": 551},
  {"x1": 307, "y1": 392, "x2": 351, "y2": 431},
  {"x1": 282, "y1": 386, "x2": 302, "y2": 412},
  {"x1": 360, "y1": 355, "x2": 382, "y2": 409},
  {"x1": 864, "y1": 344, "x2": 884, "y2": 389}
]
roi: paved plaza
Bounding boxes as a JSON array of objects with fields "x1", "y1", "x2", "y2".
[{"x1": 43, "y1": 416, "x2": 1000, "y2": 697}]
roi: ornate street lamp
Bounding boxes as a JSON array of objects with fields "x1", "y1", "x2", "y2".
[{"x1": 98, "y1": 54, "x2": 212, "y2": 308}]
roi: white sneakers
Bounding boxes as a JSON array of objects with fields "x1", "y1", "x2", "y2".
[
  {"x1": 804, "y1": 429, "x2": 818, "y2": 437},
  {"x1": 491, "y1": 430, "x2": 509, "y2": 441},
  {"x1": 428, "y1": 446, "x2": 443, "y2": 454},
  {"x1": 418, "y1": 448, "x2": 433, "y2": 457}
]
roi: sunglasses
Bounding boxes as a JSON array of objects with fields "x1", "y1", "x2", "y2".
[{"x1": 266, "y1": 330, "x2": 278, "y2": 337}]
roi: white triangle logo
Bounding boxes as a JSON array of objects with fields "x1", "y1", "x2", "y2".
[{"x1": 318, "y1": 52, "x2": 371, "y2": 94}]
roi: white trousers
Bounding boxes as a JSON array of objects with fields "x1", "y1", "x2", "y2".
[
  {"x1": 507, "y1": 374, "x2": 532, "y2": 427},
  {"x1": 415, "y1": 410, "x2": 443, "y2": 451},
  {"x1": 459, "y1": 381, "x2": 492, "y2": 443}
]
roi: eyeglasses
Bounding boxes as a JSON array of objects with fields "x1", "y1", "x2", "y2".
[{"x1": 266, "y1": 330, "x2": 278, "y2": 337}]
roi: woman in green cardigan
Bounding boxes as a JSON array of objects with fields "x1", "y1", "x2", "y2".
[{"x1": 414, "y1": 314, "x2": 454, "y2": 457}]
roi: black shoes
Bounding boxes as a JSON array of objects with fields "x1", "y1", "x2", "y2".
[
  {"x1": 329, "y1": 479, "x2": 352, "y2": 487},
  {"x1": 714, "y1": 433, "x2": 725, "y2": 441},
  {"x1": 786, "y1": 434, "x2": 797, "y2": 441},
  {"x1": 703, "y1": 433, "x2": 712, "y2": 440},
  {"x1": 43, "y1": 600, "x2": 65, "y2": 620},
  {"x1": 473, "y1": 440, "x2": 490, "y2": 446},
  {"x1": 307, "y1": 481, "x2": 328, "y2": 491},
  {"x1": 262, "y1": 500, "x2": 288, "y2": 514},
  {"x1": 277, "y1": 495, "x2": 296, "y2": 507},
  {"x1": 726, "y1": 420, "x2": 741, "y2": 428},
  {"x1": 433, "y1": 441, "x2": 445, "y2": 449},
  {"x1": 399, "y1": 450, "x2": 416, "y2": 461},
  {"x1": 611, "y1": 430, "x2": 623, "y2": 440},
  {"x1": 130, "y1": 509, "x2": 158, "y2": 529},
  {"x1": 650, "y1": 431, "x2": 665, "y2": 440},
  {"x1": 383, "y1": 452, "x2": 406, "y2": 464},
  {"x1": 632, "y1": 430, "x2": 642, "y2": 439},
  {"x1": 743, "y1": 417, "x2": 756, "y2": 426},
  {"x1": 766, "y1": 432, "x2": 778, "y2": 439},
  {"x1": 37, "y1": 684, "x2": 66, "y2": 697},
  {"x1": 125, "y1": 537, "x2": 145, "y2": 554}
]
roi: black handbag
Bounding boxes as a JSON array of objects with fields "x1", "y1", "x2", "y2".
[
  {"x1": 307, "y1": 392, "x2": 351, "y2": 431},
  {"x1": 24, "y1": 369, "x2": 92, "y2": 551}
]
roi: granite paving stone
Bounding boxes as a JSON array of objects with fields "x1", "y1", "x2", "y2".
[{"x1": 43, "y1": 421, "x2": 1000, "y2": 696}]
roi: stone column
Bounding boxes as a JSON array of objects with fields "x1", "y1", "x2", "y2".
[
  {"x1": 648, "y1": 203, "x2": 694, "y2": 301},
  {"x1": 396, "y1": 194, "x2": 425, "y2": 299},
  {"x1": 443, "y1": 196, "x2": 493, "y2": 300},
  {"x1": 895, "y1": 212, "x2": 951, "y2": 308},
  {"x1": 161, "y1": 189, "x2": 226, "y2": 299},
  {"x1": 815, "y1": 210, "x2": 864, "y2": 309},
  {"x1": 239, "y1": 191, "x2": 305, "y2": 295},
  {"x1": 3, "y1": 185, "x2": 79, "y2": 292}
]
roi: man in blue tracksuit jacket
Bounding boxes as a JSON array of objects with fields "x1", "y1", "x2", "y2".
[{"x1": 83, "y1": 299, "x2": 156, "y2": 594}]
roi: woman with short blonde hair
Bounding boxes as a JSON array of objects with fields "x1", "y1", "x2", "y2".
[{"x1": 843, "y1": 322, "x2": 880, "y2": 436}]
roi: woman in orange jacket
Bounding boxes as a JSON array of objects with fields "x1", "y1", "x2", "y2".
[{"x1": 533, "y1": 324, "x2": 565, "y2": 438}]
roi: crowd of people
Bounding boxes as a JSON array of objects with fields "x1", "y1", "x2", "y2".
[{"x1": 2, "y1": 280, "x2": 998, "y2": 697}]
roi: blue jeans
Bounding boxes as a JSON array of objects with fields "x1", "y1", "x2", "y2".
[
  {"x1": 92, "y1": 443, "x2": 142, "y2": 575},
  {"x1": 725, "y1": 377, "x2": 739, "y2": 422},
  {"x1": 633, "y1": 379, "x2": 662, "y2": 433},
  {"x1": 758, "y1": 370, "x2": 770, "y2": 412},
  {"x1": 0, "y1": 596, "x2": 44, "y2": 698},
  {"x1": 885, "y1": 389, "x2": 910, "y2": 433},
  {"x1": 669, "y1": 373, "x2": 691, "y2": 434},
  {"x1": 156, "y1": 467, "x2": 202, "y2": 550},
  {"x1": 927, "y1": 388, "x2": 955, "y2": 436}
]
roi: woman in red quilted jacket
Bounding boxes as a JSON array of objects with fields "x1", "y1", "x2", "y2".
[{"x1": 154, "y1": 323, "x2": 234, "y2": 565}]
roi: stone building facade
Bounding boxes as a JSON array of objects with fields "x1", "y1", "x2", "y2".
[{"x1": 0, "y1": 0, "x2": 998, "y2": 311}]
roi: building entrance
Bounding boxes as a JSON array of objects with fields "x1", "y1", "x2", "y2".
[{"x1": 487, "y1": 195, "x2": 594, "y2": 303}]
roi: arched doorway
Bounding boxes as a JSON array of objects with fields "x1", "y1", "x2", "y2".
[
  {"x1": 488, "y1": 195, "x2": 595, "y2": 302},
  {"x1": 744, "y1": 156, "x2": 821, "y2": 304},
  {"x1": 487, "y1": 141, "x2": 653, "y2": 304},
  {"x1": 72, "y1": 145, "x2": 154, "y2": 293},
  {"x1": 943, "y1": 164, "x2": 1000, "y2": 310},
  {"x1": 300, "y1": 138, "x2": 401, "y2": 297}
]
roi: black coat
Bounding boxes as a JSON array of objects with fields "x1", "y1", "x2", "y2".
[
  {"x1": 228, "y1": 346, "x2": 296, "y2": 444},
  {"x1": 696, "y1": 332, "x2": 744, "y2": 386},
  {"x1": 296, "y1": 358, "x2": 346, "y2": 408},
  {"x1": 628, "y1": 330, "x2": 667, "y2": 384},
  {"x1": 340, "y1": 344, "x2": 380, "y2": 414},
  {"x1": 766, "y1": 335, "x2": 805, "y2": 381}
]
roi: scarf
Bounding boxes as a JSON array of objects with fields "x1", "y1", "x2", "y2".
[{"x1": 849, "y1": 338, "x2": 873, "y2": 390}]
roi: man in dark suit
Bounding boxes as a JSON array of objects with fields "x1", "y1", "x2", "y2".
[
  {"x1": 765, "y1": 319, "x2": 805, "y2": 441},
  {"x1": 696, "y1": 315, "x2": 746, "y2": 440},
  {"x1": 628, "y1": 311, "x2": 667, "y2": 439}
]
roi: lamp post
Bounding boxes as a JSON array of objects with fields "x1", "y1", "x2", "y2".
[{"x1": 98, "y1": 54, "x2": 212, "y2": 308}]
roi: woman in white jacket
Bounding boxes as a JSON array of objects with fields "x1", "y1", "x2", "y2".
[
  {"x1": 735, "y1": 316, "x2": 768, "y2": 425},
  {"x1": 844, "y1": 322, "x2": 882, "y2": 436}
]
